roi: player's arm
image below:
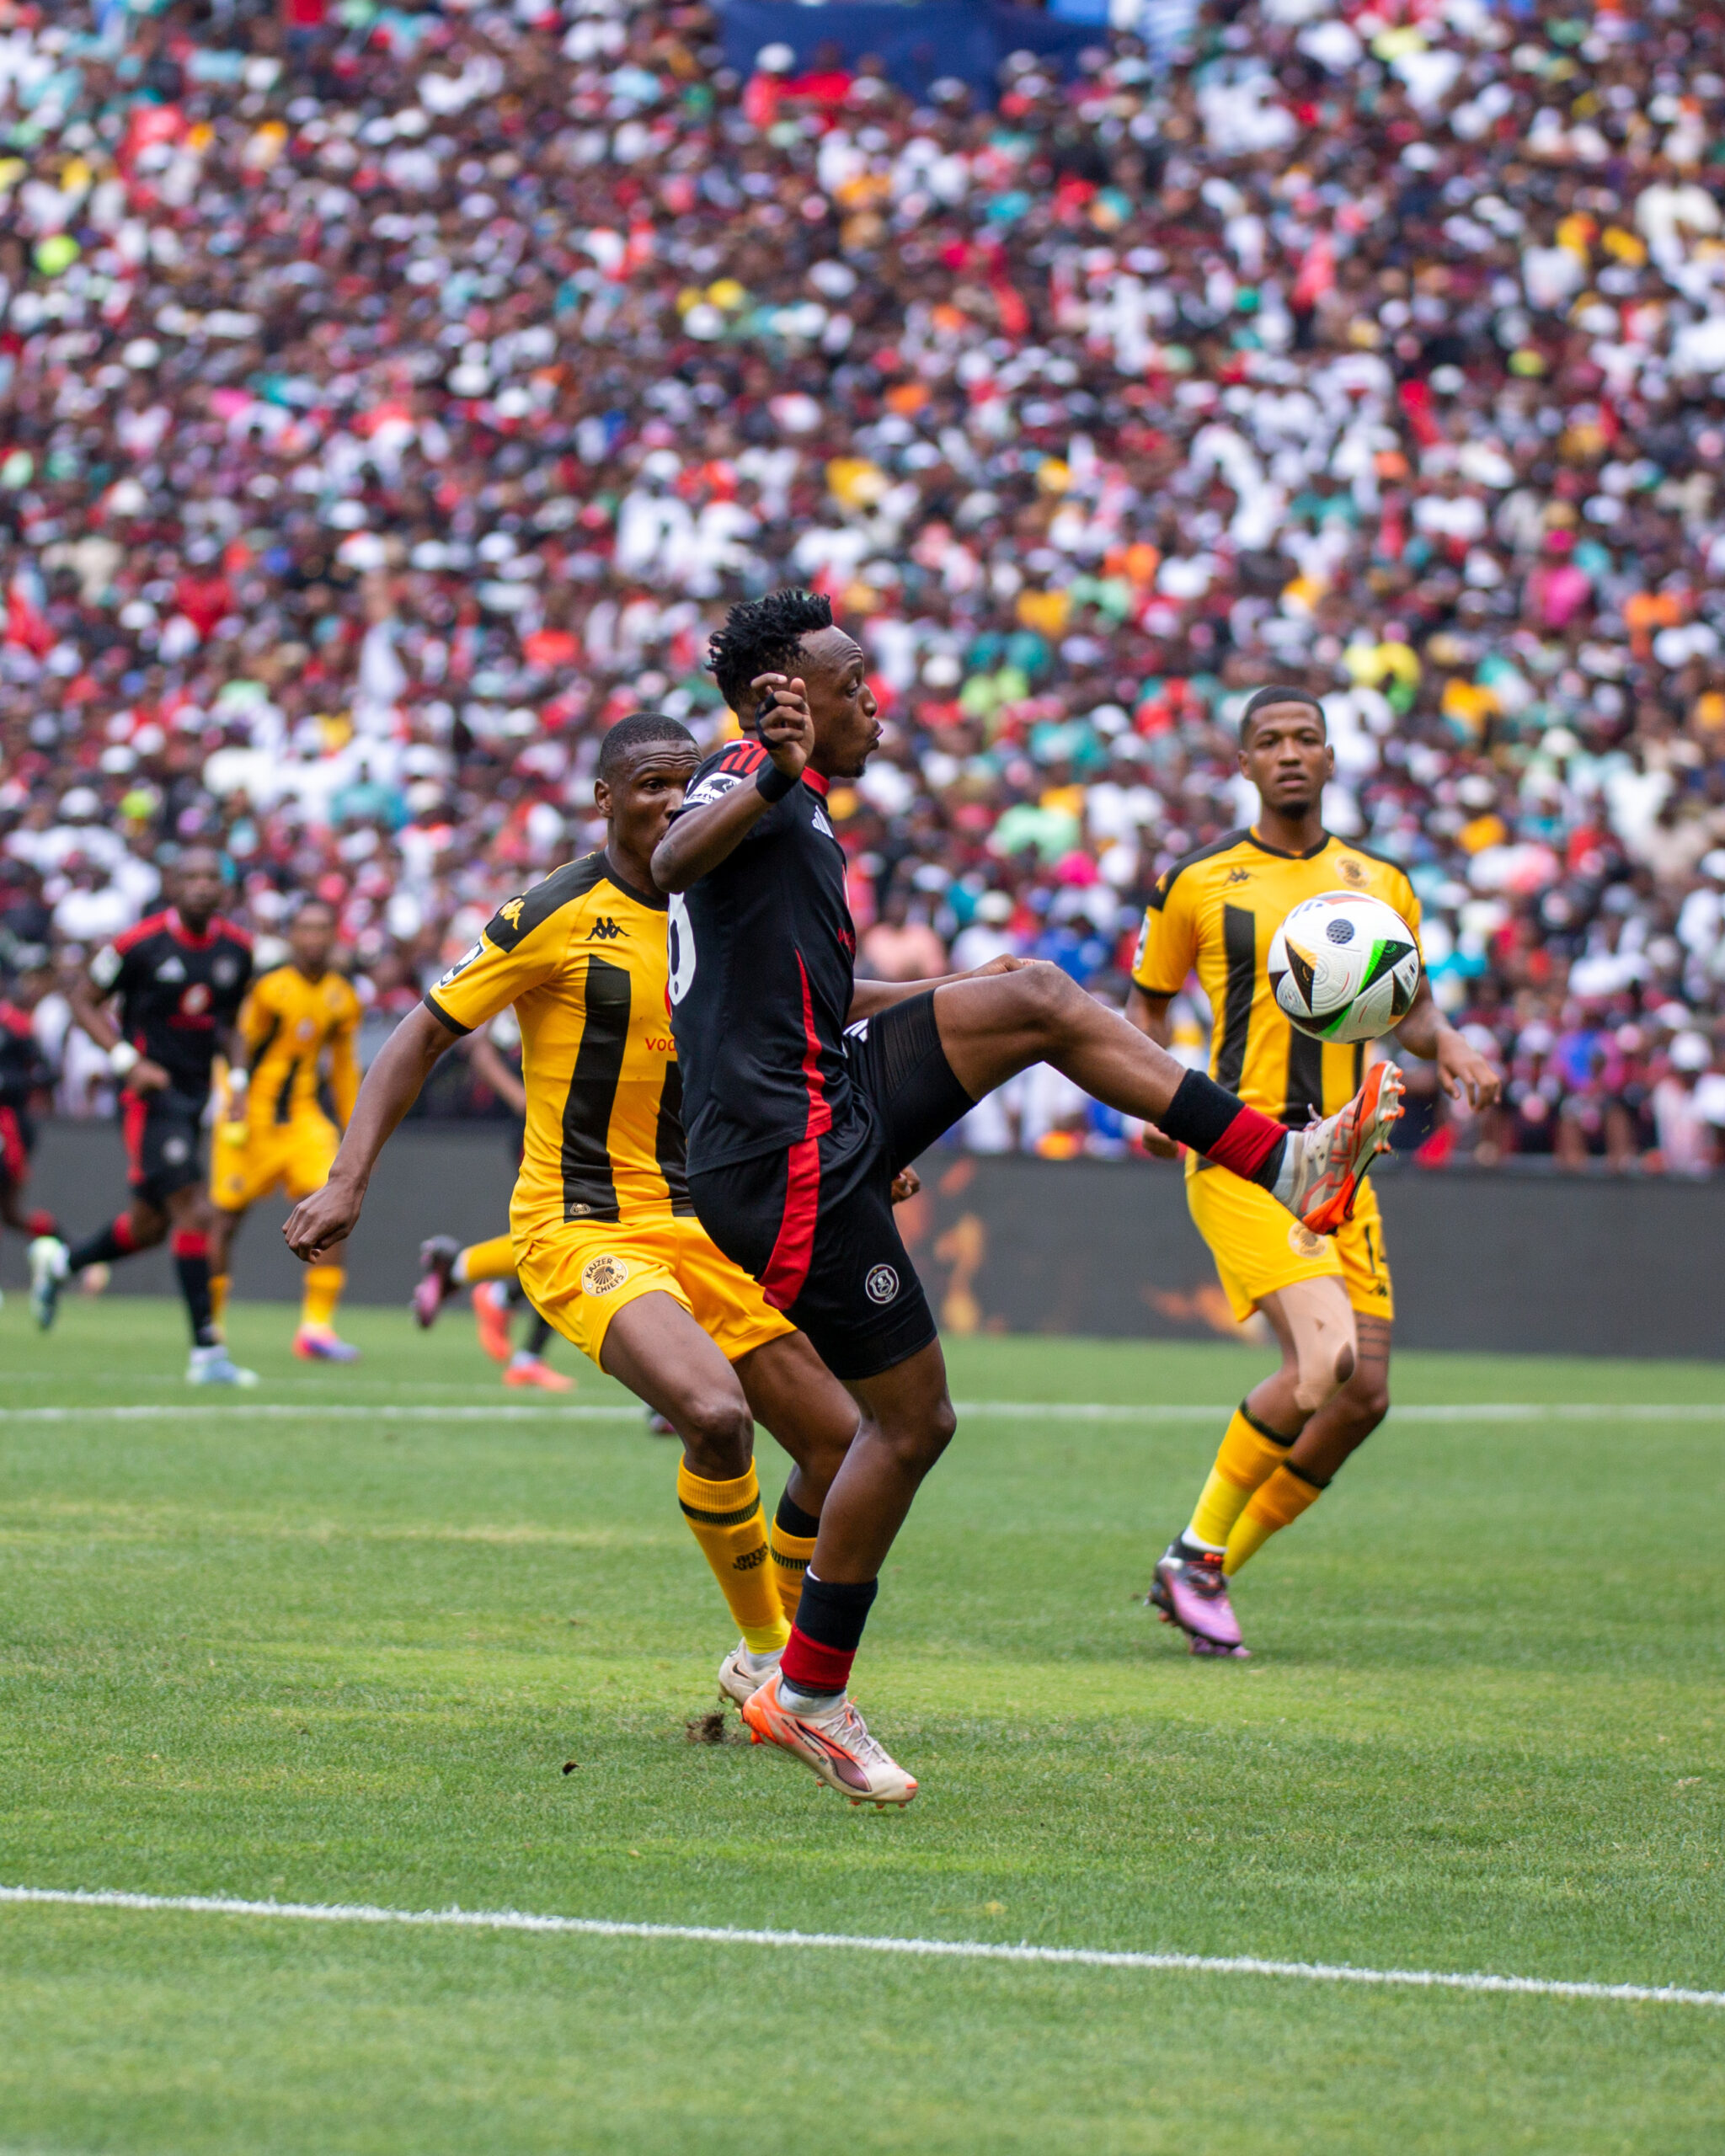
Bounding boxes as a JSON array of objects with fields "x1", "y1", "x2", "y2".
[
  {"x1": 283, "y1": 1004, "x2": 459, "y2": 1262},
  {"x1": 1391, "y1": 975, "x2": 1501, "y2": 1107},
  {"x1": 464, "y1": 1028, "x2": 526, "y2": 1116},
  {"x1": 1122, "y1": 989, "x2": 1180, "y2": 1157},
  {"x1": 70, "y1": 945, "x2": 169, "y2": 1094},
  {"x1": 327, "y1": 1006, "x2": 361, "y2": 1130},
  {"x1": 1121, "y1": 878, "x2": 1194, "y2": 1155},
  {"x1": 222, "y1": 988, "x2": 271, "y2": 1124},
  {"x1": 650, "y1": 675, "x2": 814, "y2": 892}
]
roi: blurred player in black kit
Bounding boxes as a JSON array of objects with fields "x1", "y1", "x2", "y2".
[
  {"x1": 30, "y1": 846, "x2": 256, "y2": 1385},
  {"x1": 0, "y1": 943, "x2": 61, "y2": 1270}
]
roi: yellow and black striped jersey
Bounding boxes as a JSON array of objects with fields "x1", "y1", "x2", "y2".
[
  {"x1": 425, "y1": 853, "x2": 687, "y2": 1236},
  {"x1": 1132, "y1": 829, "x2": 1423, "y2": 1140},
  {"x1": 237, "y1": 963, "x2": 360, "y2": 1129}
]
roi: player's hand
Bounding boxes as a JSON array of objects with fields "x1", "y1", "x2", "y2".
[
  {"x1": 283, "y1": 1178, "x2": 363, "y2": 1265},
  {"x1": 889, "y1": 1166, "x2": 921, "y2": 1204},
  {"x1": 127, "y1": 1058, "x2": 171, "y2": 1095},
  {"x1": 966, "y1": 953, "x2": 1028, "y2": 979},
  {"x1": 1436, "y1": 1032, "x2": 1502, "y2": 1109},
  {"x1": 1140, "y1": 1128, "x2": 1182, "y2": 1160},
  {"x1": 751, "y1": 672, "x2": 813, "y2": 780}
]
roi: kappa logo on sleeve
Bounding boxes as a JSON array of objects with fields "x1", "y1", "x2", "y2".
[{"x1": 499, "y1": 898, "x2": 526, "y2": 928}]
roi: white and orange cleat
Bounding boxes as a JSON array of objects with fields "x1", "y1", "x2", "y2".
[
  {"x1": 1284, "y1": 1059, "x2": 1403, "y2": 1235},
  {"x1": 473, "y1": 1280, "x2": 514, "y2": 1364},
  {"x1": 718, "y1": 1641, "x2": 780, "y2": 1711},
  {"x1": 503, "y1": 1353, "x2": 573, "y2": 1391},
  {"x1": 740, "y1": 1671, "x2": 918, "y2": 1808},
  {"x1": 293, "y1": 1325, "x2": 360, "y2": 1364}
]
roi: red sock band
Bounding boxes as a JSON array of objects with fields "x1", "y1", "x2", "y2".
[
  {"x1": 24, "y1": 1209, "x2": 56, "y2": 1238},
  {"x1": 1206, "y1": 1102, "x2": 1285, "y2": 1182},
  {"x1": 170, "y1": 1229, "x2": 209, "y2": 1259},
  {"x1": 112, "y1": 1213, "x2": 137, "y2": 1254},
  {"x1": 779, "y1": 1628, "x2": 856, "y2": 1696}
]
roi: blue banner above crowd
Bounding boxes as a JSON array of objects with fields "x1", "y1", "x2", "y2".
[{"x1": 716, "y1": 0, "x2": 1103, "y2": 103}]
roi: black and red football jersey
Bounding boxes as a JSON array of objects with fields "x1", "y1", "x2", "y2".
[
  {"x1": 0, "y1": 1001, "x2": 51, "y2": 1107},
  {"x1": 89, "y1": 909, "x2": 253, "y2": 1102},
  {"x1": 667, "y1": 737, "x2": 861, "y2": 1173}
]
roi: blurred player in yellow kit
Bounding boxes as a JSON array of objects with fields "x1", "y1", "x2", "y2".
[
  {"x1": 1128, "y1": 686, "x2": 1499, "y2": 1655},
  {"x1": 209, "y1": 897, "x2": 362, "y2": 1362}
]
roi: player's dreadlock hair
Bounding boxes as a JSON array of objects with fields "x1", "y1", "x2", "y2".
[
  {"x1": 597, "y1": 710, "x2": 696, "y2": 780},
  {"x1": 706, "y1": 589, "x2": 833, "y2": 719}
]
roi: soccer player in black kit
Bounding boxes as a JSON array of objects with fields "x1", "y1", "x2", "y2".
[
  {"x1": 30, "y1": 846, "x2": 256, "y2": 1385},
  {"x1": 0, "y1": 942, "x2": 61, "y2": 1263},
  {"x1": 654, "y1": 590, "x2": 1406, "y2": 1805}
]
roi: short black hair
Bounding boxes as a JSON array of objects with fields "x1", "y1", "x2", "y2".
[
  {"x1": 597, "y1": 710, "x2": 696, "y2": 780},
  {"x1": 707, "y1": 588, "x2": 833, "y2": 717},
  {"x1": 1240, "y1": 684, "x2": 1327, "y2": 741}
]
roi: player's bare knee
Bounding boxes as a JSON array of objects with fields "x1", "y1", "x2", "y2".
[
  {"x1": 1011, "y1": 960, "x2": 1081, "y2": 1043},
  {"x1": 677, "y1": 1392, "x2": 755, "y2": 1476}
]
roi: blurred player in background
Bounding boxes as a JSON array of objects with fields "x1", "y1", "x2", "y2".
[
  {"x1": 1128, "y1": 687, "x2": 1501, "y2": 1656},
  {"x1": 30, "y1": 847, "x2": 255, "y2": 1385},
  {"x1": 207, "y1": 898, "x2": 362, "y2": 1364},
  {"x1": 286, "y1": 713, "x2": 863, "y2": 1710},
  {"x1": 0, "y1": 944, "x2": 61, "y2": 1277},
  {"x1": 412, "y1": 1012, "x2": 571, "y2": 1390}
]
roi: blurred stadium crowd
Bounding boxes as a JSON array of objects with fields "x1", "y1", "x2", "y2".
[{"x1": 4, "y1": 0, "x2": 1725, "y2": 1171}]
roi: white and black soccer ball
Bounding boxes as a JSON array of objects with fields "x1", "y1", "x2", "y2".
[{"x1": 1268, "y1": 890, "x2": 1421, "y2": 1045}]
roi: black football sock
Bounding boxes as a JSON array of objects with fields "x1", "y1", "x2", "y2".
[
  {"x1": 171, "y1": 1229, "x2": 217, "y2": 1348},
  {"x1": 522, "y1": 1311, "x2": 553, "y2": 1357},
  {"x1": 780, "y1": 1571, "x2": 878, "y2": 1705},
  {"x1": 1158, "y1": 1070, "x2": 1289, "y2": 1192},
  {"x1": 68, "y1": 1213, "x2": 140, "y2": 1272}
]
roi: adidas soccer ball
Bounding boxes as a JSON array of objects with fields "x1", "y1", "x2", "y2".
[{"x1": 1268, "y1": 890, "x2": 1421, "y2": 1044}]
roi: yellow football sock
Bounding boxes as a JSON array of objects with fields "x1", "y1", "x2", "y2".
[
  {"x1": 209, "y1": 1273, "x2": 230, "y2": 1333},
  {"x1": 676, "y1": 1462, "x2": 788, "y2": 1655},
  {"x1": 768, "y1": 1512, "x2": 818, "y2": 1630},
  {"x1": 301, "y1": 1264, "x2": 344, "y2": 1333},
  {"x1": 456, "y1": 1234, "x2": 515, "y2": 1286},
  {"x1": 1188, "y1": 1403, "x2": 1292, "y2": 1548},
  {"x1": 1224, "y1": 1464, "x2": 1327, "y2": 1575}
]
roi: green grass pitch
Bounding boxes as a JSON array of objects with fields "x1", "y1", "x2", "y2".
[{"x1": 1, "y1": 1291, "x2": 1722, "y2": 2154}]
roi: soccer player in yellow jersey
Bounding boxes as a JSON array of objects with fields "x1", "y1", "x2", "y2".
[
  {"x1": 1127, "y1": 686, "x2": 1500, "y2": 1656},
  {"x1": 282, "y1": 713, "x2": 862, "y2": 1710},
  {"x1": 208, "y1": 897, "x2": 362, "y2": 1362}
]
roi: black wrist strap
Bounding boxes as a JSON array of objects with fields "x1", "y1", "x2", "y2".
[{"x1": 756, "y1": 760, "x2": 797, "y2": 803}]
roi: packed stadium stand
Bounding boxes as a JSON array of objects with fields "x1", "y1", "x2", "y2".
[{"x1": 4, "y1": 0, "x2": 1725, "y2": 1169}]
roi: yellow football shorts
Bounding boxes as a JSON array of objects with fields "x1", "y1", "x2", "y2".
[
  {"x1": 1186, "y1": 1164, "x2": 1394, "y2": 1323},
  {"x1": 213, "y1": 1113, "x2": 339, "y2": 1214},
  {"x1": 514, "y1": 1213, "x2": 796, "y2": 1369}
]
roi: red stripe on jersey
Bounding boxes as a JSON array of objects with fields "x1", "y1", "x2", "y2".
[
  {"x1": 718, "y1": 740, "x2": 767, "y2": 775},
  {"x1": 114, "y1": 910, "x2": 171, "y2": 955},
  {"x1": 801, "y1": 768, "x2": 830, "y2": 798}
]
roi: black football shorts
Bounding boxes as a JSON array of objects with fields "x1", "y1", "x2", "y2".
[
  {"x1": 123, "y1": 1087, "x2": 207, "y2": 1206},
  {"x1": 688, "y1": 991, "x2": 974, "y2": 1382}
]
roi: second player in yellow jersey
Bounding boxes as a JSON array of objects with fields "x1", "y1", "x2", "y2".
[
  {"x1": 1128, "y1": 686, "x2": 1500, "y2": 1657},
  {"x1": 282, "y1": 712, "x2": 865, "y2": 1720},
  {"x1": 209, "y1": 896, "x2": 362, "y2": 1361}
]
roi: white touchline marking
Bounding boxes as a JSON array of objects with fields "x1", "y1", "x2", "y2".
[
  {"x1": 1, "y1": 1402, "x2": 1722, "y2": 1425},
  {"x1": 1, "y1": 1885, "x2": 1718, "y2": 2009}
]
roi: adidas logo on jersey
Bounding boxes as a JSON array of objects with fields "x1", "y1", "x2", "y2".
[
  {"x1": 812, "y1": 806, "x2": 836, "y2": 839},
  {"x1": 588, "y1": 917, "x2": 625, "y2": 942},
  {"x1": 155, "y1": 957, "x2": 186, "y2": 981}
]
